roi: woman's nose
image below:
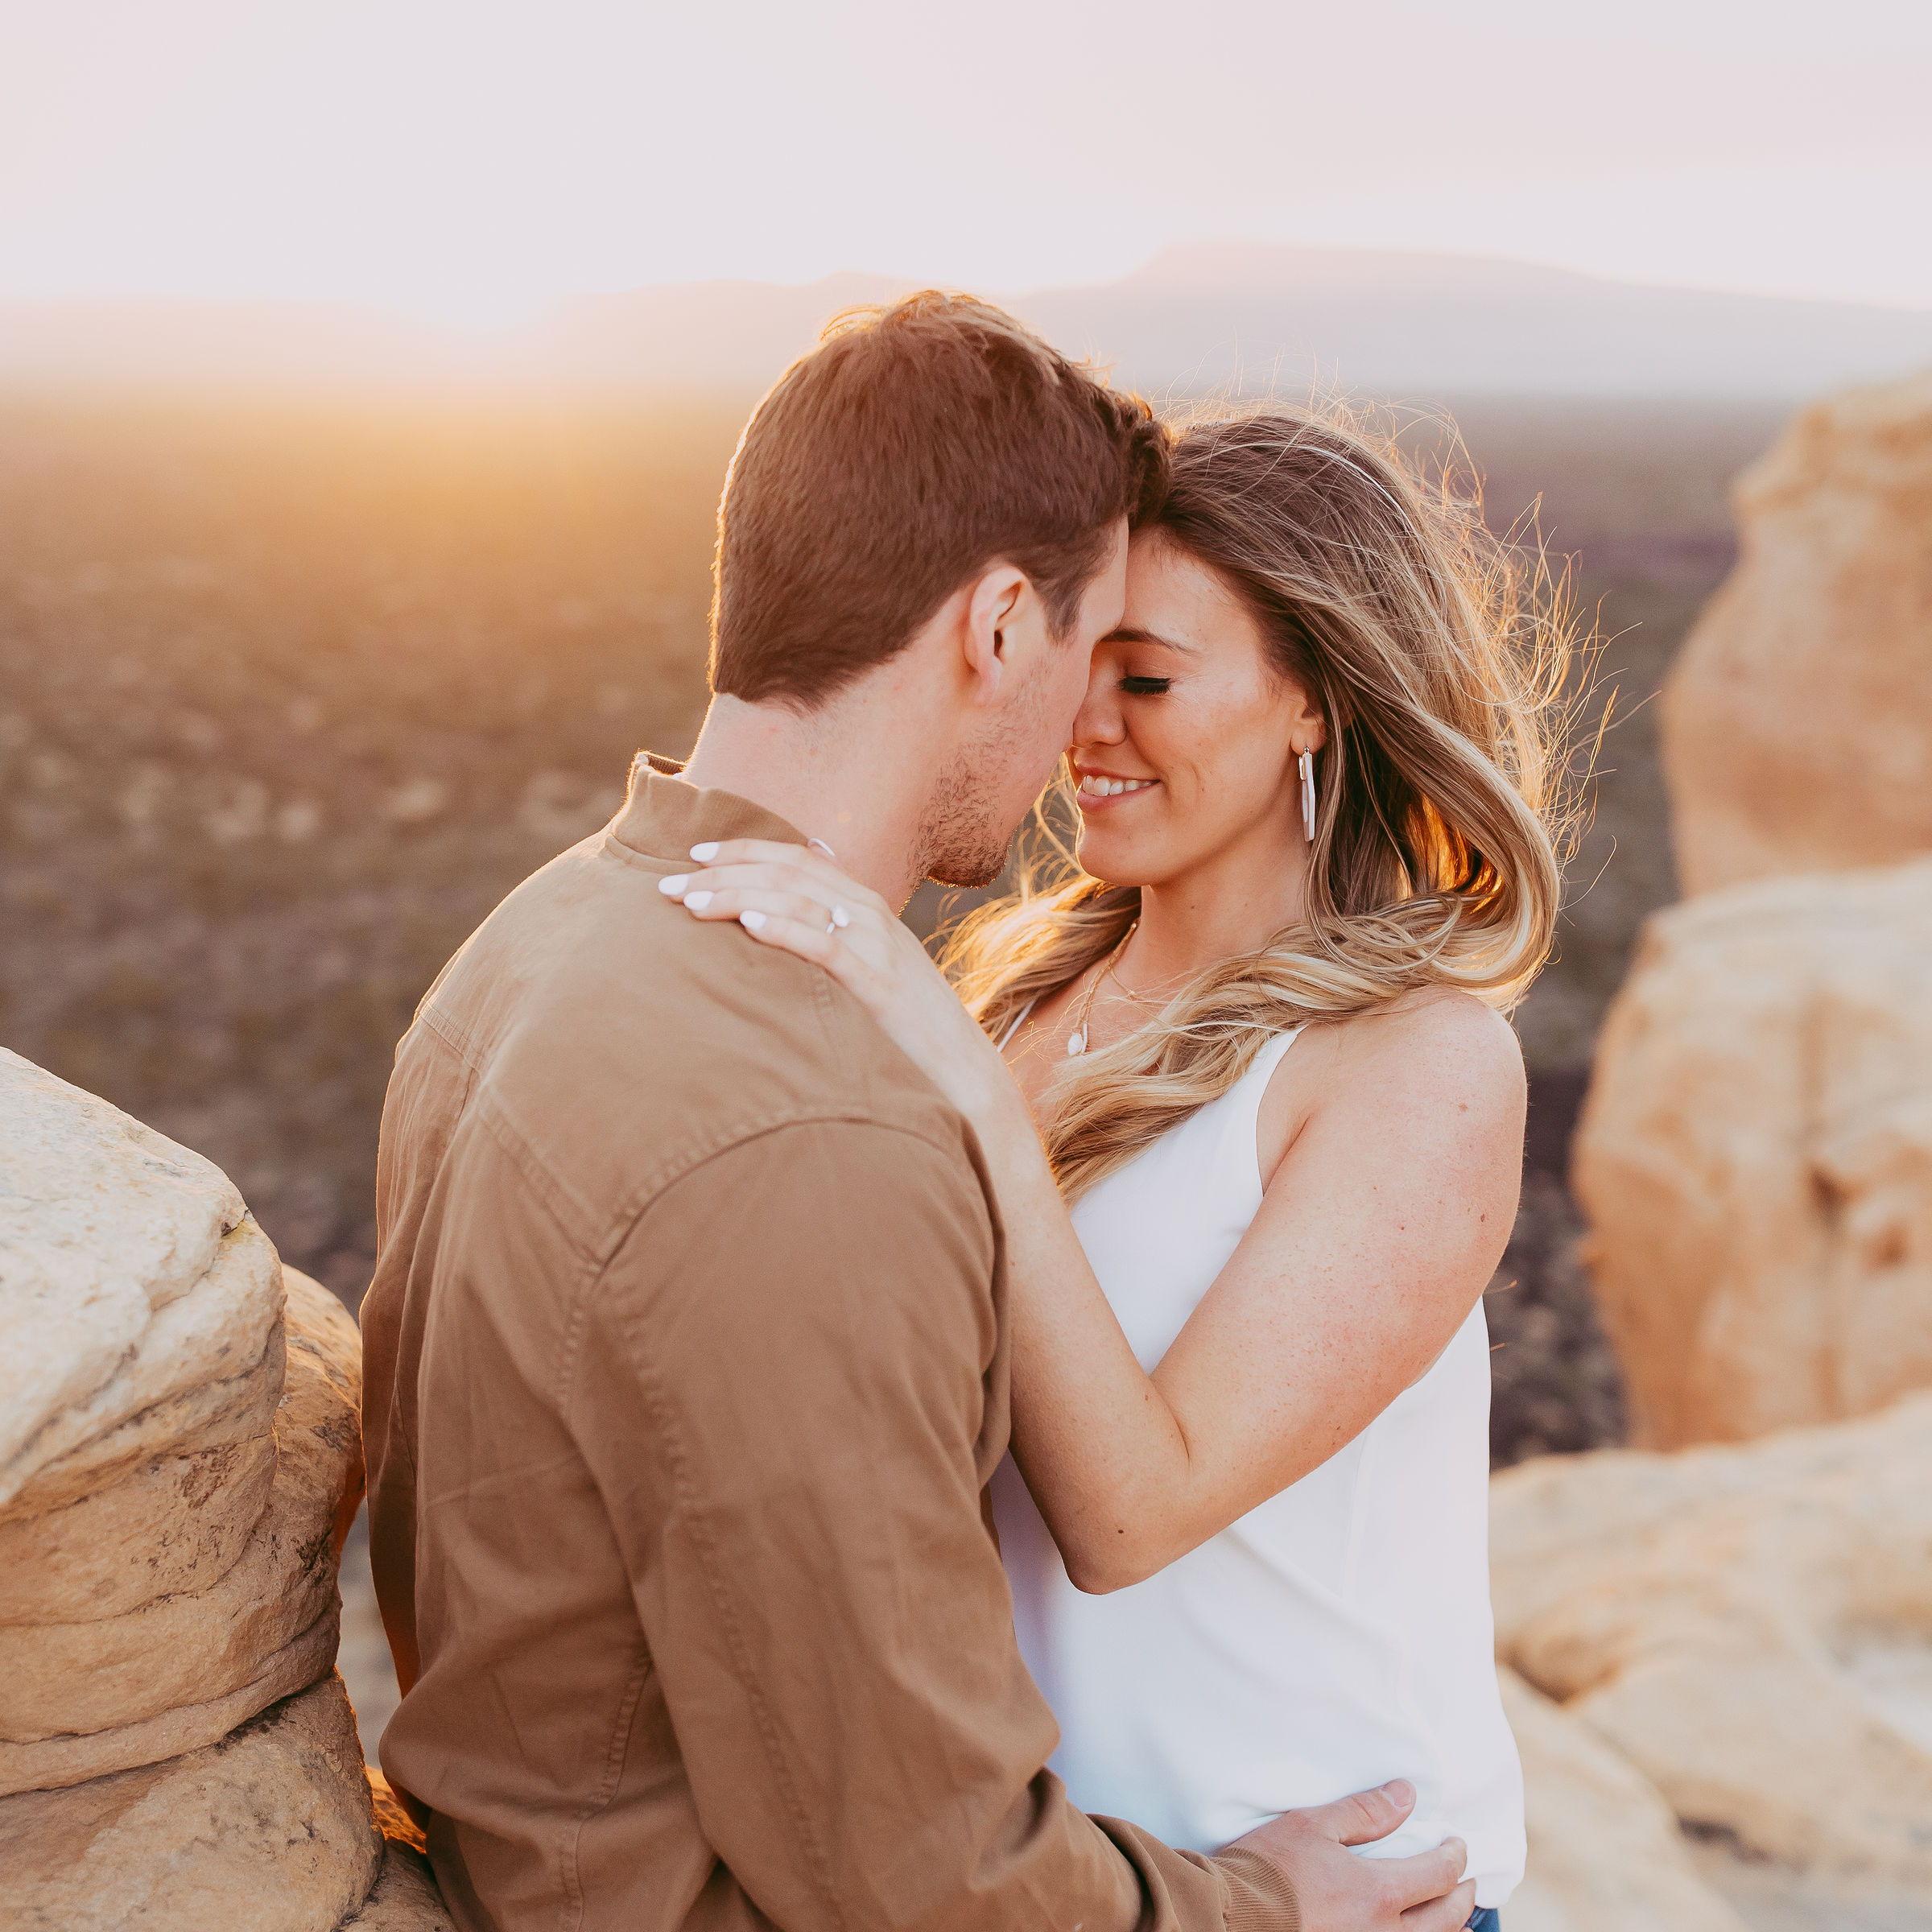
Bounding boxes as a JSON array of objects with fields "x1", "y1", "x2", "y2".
[{"x1": 1073, "y1": 676, "x2": 1126, "y2": 748}]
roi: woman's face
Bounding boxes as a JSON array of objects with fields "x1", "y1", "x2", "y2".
[{"x1": 1068, "y1": 530, "x2": 1319, "y2": 889}]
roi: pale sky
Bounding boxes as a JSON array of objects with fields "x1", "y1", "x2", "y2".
[{"x1": 5, "y1": 0, "x2": 1931, "y2": 326}]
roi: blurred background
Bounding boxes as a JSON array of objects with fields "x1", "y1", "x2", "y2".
[{"x1": 5, "y1": 4, "x2": 1930, "y2": 1928}]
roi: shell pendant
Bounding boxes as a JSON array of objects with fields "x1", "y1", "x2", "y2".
[{"x1": 1066, "y1": 1029, "x2": 1087, "y2": 1056}]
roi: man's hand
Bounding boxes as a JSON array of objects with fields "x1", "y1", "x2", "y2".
[{"x1": 1225, "y1": 1781, "x2": 1476, "y2": 1931}]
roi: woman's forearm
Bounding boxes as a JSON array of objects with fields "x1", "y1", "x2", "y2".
[{"x1": 970, "y1": 1089, "x2": 1201, "y2": 1590}]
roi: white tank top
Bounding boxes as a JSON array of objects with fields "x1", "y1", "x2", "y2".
[{"x1": 990, "y1": 1025, "x2": 1525, "y2": 1907}]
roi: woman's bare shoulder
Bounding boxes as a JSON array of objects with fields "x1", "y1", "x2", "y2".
[
  {"x1": 1259, "y1": 988, "x2": 1523, "y2": 1179},
  {"x1": 1357, "y1": 985, "x2": 1522, "y2": 1087}
]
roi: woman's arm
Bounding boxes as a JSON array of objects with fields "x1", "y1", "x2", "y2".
[
  {"x1": 662, "y1": 843, "x2": 1525, "y2": 1592},
  {"x1": 977, "y1": 992, "x2": 1524, "y2": 1591}
]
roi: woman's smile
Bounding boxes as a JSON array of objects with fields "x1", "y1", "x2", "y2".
[{"x1": 1075, "y1": 766, "x2": 1162, "y2": 810}]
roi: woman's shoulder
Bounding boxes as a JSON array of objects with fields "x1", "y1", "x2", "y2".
[
  {"x1": 1347, "y1": 986, "x2": 1524, "y2": 1092},
  {"x1": 1259, "y1": 989, "x2": 1524, "y2": 1179}
]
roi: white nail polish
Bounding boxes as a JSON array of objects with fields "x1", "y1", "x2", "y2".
[
  {"x1": 683, "y1": 890, "x2": 712, "y2": 910},
  {"x1": 740, "y1": 909, "x2": 766, "y2": 931},
  {"x1": 658, "y1": 874, "x2": 689, "y2": 895},
  {"x1": 689, "y1": 842, "x2": 719, "y2": 861}
]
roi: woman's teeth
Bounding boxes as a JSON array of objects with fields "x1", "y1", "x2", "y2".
[{"x1": 1080, "y1": 776, "x2": 1156, "y2": 798}]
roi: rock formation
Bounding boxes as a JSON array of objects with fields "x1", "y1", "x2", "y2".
[
  {"x1": 1499, "y1": 1670, "x2": 1749, "y2": 1932},
  {"x1": 1492, "y1": 1393, "x2": 1932, "y2": 1912},
  {"x1": 1661, "y1": 369, "x2": 1932, "y2": 897},
  {"x1": 350, "y1": 1773, "x2": 455, "y2": 1930},
  {"x1": 1571, "y1": 857, "x2": 1932, "y2": 1447},
  {"x1": 2, "y1": 1676, "x2": 380, "y2": 1932},
  {"x1": 0, "y1": 1048, "x2": 450, "y2": 1930}
]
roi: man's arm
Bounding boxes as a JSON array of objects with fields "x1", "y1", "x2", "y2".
[{"x1": 568, "y1": 1114, "x2": 1299, "y2": 1932}]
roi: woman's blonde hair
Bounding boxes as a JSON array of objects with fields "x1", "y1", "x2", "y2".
[{"x1": 939, "y1": 402, "x2": 1590, "y2": 1202}]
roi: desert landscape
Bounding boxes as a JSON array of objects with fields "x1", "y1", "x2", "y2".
[
  {"x1": 0, "y1": 385, "x2": 1781, "y2": 1448},
  {"x1": 4, "y1": 359, "x2": 1930, "y2": 1931}
]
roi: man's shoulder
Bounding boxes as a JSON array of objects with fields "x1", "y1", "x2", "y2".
[{"x1": 403, "y1": 832, "x2": 977, "y2": 1247}]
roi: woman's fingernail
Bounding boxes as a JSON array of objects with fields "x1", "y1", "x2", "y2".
[
  {"x1": 740, "y1": 909, "x2": 766, "y2": 931},
  {"x1": 683, "y1": 890, "x2": 712, "y2": 910},
  {"x1": 658, "y1": 874, "x2": 689, "y2": 896},
  {"x1": 689, "y1": 842, "x2": 719, "y2": 861},
  {"x1": 1382, "y1": 1778, "x2": 1414, "y2": 1806}
]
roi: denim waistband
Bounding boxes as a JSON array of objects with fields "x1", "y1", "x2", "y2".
[{"x1": 1466, "y1": 1910, "x2": 1501, "y2": 1931}]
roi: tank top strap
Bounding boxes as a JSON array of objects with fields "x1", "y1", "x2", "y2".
[
  {"x1": 1212, "y1": 1026, "x2": 1307, "y2": 1197},
  {"x1": 994, "y1": 997, "x2": 1038, "y2": 1053}
]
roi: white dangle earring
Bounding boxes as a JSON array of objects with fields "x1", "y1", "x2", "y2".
[{"x1": 1298, "y1": 746, "x2": 1317, "y2": 842}]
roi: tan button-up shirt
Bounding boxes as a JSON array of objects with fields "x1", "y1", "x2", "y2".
[{"x1": 361, "y1": 754, "x2": 1301, "y2": 1932}]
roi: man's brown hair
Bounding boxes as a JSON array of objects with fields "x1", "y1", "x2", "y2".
[{"x1": 710, "y1": 291, "x2": 1169, "y2": 708}]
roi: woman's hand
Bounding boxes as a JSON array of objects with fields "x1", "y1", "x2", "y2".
[{"x1": 658, "y1": 840, "x2": 1020, "y2": 1128}]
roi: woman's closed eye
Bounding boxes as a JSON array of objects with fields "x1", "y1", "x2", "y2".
[{"x1": 1121, "y1": 675, "x2": 1171, "y2": 696}]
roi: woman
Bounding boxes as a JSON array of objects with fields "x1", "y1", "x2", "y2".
[{"x1": 662, "y1": 406, "x2": 1578, "y2": 1926}]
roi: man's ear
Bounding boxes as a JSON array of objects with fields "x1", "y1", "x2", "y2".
[{"x1": 961, "y1": 564, "x2": 1030, "y2": 700}]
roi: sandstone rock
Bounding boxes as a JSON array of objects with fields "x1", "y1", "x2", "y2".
[
  {"x1": 339, "y1": 1772, "x2": 453, "y2": 1929},
  {"x1": 0, "y1": 1427, "x2": 278, "y2": 1625},
  {"x1": 14, "y1": 1307, "x2": 287, "y2": 1518},
  {"x1": 0, "y1": 1268, "x2": 365, "y2": 1794},
  {"x1": 283, "y1": 1264, "x2": 366, "y2": 1555},
  {"x1": 1491, "y1": 1395, "x2": 1932, "y2": 1893},
  {"x1": 1572, "y1": 859, "x2": 1932, "y2": 1447},
  {"x1": 0, "y1": 1674, "x2": 382, "y2": 1932},
  {"x1": 0, "y1": 1048, "x2": 285, "y2": 1513},
  {"x1": 0, "y1": 1618, "x2": 345, "y2": 1798},
  {"x1": 340, "y1": 1843, "x2": 456, "y2": 1931},
  {"x1": 1499, "y1": 1669, "x2": 1748, "y2": 1932},
  {"x1": 1662, "y1": 369, "x2": 1932, "y2": 896}
]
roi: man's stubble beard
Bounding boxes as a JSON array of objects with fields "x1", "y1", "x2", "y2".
[
  {"x1": 913, "y1": 667, "x2": 1063, "y2": 890},
  {"x1": 913, "y1": 735, "x2": 1018, "y2": 890}
]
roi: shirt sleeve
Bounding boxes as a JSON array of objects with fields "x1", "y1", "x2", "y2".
[{"x1": 570, "y1": 1115, "x2": 1302, "y2": 1932}]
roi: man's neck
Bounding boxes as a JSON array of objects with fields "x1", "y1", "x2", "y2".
[{"x1": 678, "y1": 693, "x2": 928, "y2": 909}]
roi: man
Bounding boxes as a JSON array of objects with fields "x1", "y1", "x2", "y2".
[{"x1": 361, "y1": 293, "x2": 1474, "y2": 1932}]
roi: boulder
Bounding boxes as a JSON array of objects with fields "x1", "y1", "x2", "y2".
[
  {"x1": 340, "y1": 1843, "x2": 456, "y2": 1931},
  {"x1": 1572, "y1": 859, "x2": 1932, "y2": 1447},
  {"x1": 1662, "y1": 369, "x2": 1932, "y2": 896},
  {"x1": 0, "y1": 1427, "x2": 277, "y2": 1625},
  {"x1": 0, "y1": 1674, "x2": 382, "y2": 1932},
  {"x1": 345, "y1": 1772, "x2": 455, "y2": 1930},
  {"x1": 1499, "y1": 1670, "x2": 1748, "y2": 1932},
  {"x1": 0, "y1": 1269, "x2": 365, "y2": 1794},
  {"x1": 0, "y1": 1050, "x2": 285, "y2": 1513},
  {"x1": 1491, "y1": 1395, "x2": 1932, "y2": 1895}
]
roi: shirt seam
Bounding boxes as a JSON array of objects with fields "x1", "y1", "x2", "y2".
[
  {"x1": 561, "y1": 1639, "x2": 654, "y2": 1932},
  {"x1": 460, "y1": 1062, "x2": 961, "y2": 1271},
  {"x1": 630, "y1": 1340, "x2": 844, "y2": 1929},
  {"x1": 590, "y1": 1104, "x2": 969, "y2": 1266},
  {"x1": 573, "y1": 1117, "x2": 989, "y2": 1932},
  {"x1": 597, "y1": 828, "x2": 679, "y2": 874},
  {"x1": 417, "y1": 995, "x2": 478, "y2": 1069}
]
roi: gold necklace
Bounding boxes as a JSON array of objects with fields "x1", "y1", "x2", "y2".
[
  {"x1": 1103, "y1": 943, "x2": 1191, "y2": 1009},
  {"x1": 1065, "y1": 921, "x2": 1139, "y2": 1057}
]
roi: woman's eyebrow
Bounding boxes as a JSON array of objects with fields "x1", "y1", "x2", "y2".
[{"x1": 1104, "y1": 625, "x2": 1194, "y2": 652}]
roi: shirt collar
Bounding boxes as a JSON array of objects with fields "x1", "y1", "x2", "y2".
[{"x1": 607, "y1": 750, "x2": 806, "y2": 861}]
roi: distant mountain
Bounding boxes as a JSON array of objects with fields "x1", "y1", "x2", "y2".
[{"x1": 4, "y1": 246, "x2": 1927, "y2": 400}]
